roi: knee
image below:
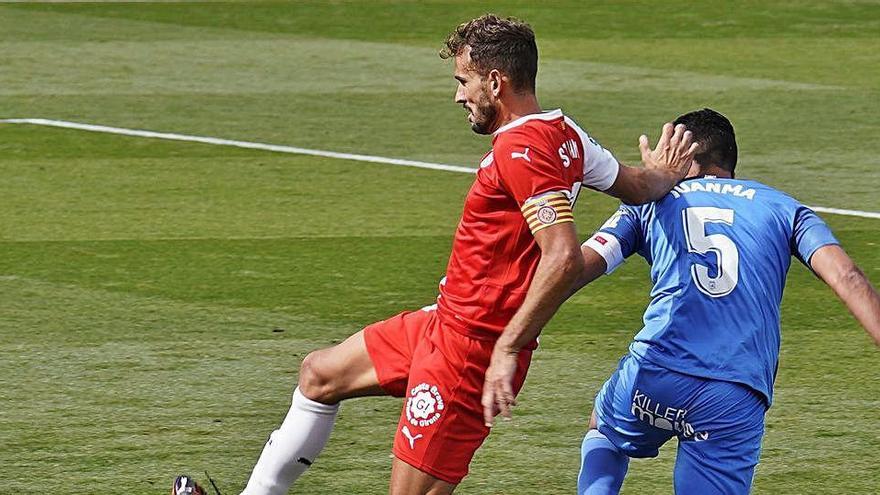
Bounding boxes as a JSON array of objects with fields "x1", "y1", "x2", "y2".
[{"x1": 298, "y1": 351, "x2": 340, "y2": 404}]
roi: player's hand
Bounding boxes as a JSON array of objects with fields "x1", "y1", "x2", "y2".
[
  {"x1": 639, "y1": 123, "x2": 698, "y2": 180},
  {"x1": 482, "y1": 345, "x2": 519, "y2": 427}
]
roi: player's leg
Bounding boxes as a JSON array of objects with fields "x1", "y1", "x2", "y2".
[
  {"x1": 389, "y1": 458, "x2": 456, "y2": 495},
  {"x1": 241, "y1": 329, "x2": 385, "y2": 495},
  {"x1": 672, "y1": 381, "x2": 766, "y2": 495},
  {"x1": 577, "y1": 412, "x2": 629, "y2": 495},
  {"x1": 578, "y1": 355, "x2": 677, "y2": 495}
]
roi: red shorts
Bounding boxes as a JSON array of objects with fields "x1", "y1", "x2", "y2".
[{"x1": 363, "y1": 308, "x2": 532, "y2": 484}]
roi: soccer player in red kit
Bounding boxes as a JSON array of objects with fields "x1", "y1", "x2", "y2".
[{"x1": 174, "y1": 14, "x2": 697, "y2": 495}]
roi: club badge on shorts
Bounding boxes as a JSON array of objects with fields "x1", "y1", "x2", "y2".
[{"x1": 406, "y1": 383, "x2": 445, "y2": 427}]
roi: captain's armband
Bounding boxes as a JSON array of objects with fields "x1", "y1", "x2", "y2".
[
  {"x1": 583, "y1": 233, "x2": 625, "y2": 274},
  {"x1": 521, "y1": 191, "x2": 574, "y2": 235}
]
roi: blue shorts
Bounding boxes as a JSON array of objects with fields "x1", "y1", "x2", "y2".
[{"x1": 594, "y1": 353, "x2": 767, "y2": 494}]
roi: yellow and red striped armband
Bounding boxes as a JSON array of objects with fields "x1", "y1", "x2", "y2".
[{"x1": 521, "y1": 191, "x2": 574, "y2": 235}]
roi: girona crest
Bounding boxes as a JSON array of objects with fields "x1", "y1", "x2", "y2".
[{"x1": 405, "y1": 382, "x2": 445, "y2": 428}]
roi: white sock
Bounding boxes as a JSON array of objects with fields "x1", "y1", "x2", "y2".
[{"x1": 240, "y1": 387, "x2": 339, "y2": 495}]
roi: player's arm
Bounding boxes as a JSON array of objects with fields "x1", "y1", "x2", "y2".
[
  {"x1": 603, "y1": 123, "x2": 698, "y2": 205},
  {"x1": 482, "y1": 221, "x2": 584, "y2": 426},
  {"x1": 566, "y1": 244, "x2": 608, "y2": 299},
  {"x1": 809, "y1": 245, "x2": 880, "y2": 346},
  {"x1": 566, "y1": 207, "x2": 642, "y2": 299}
]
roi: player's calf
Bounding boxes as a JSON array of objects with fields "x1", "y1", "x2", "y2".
[
  {"x1": 578, "y1": 430, "x2": 629, "y2": 495},
  {"x1": 240, "y1": 330, "x2": 384, "y2": 494},
  {"x1": 240, "y1": 387, "x2": 340, "y2": 495}
]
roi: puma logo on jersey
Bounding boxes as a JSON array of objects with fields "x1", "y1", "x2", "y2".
[
  {"x1": 401, "y1": 425, "x2": 423, "y2": 449},
  {"x1": 511, "y1": 148, "x2": 531, "y2": 162}
]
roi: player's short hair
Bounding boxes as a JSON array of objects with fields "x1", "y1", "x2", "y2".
[
  {"x1": 673, "y1": 108, "x2": 738, "y2": 173},
  {"x1": 440, "y1": 14, "x2": 538, "y2": 93}
]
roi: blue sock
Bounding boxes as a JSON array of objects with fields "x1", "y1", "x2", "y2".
[{"x1": 577, "y1": 429, "x2": 629, "y2": 495}]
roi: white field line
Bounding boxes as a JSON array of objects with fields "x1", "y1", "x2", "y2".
[
  {"x1": 809, "y1": 206, "x2": 880, "y2": 220},
  {"x1": 3, "y1": 117, "x2": 879, "y2": 221},
  {"x1": 0, "y1": 118, "x2": 477, "y2": 175}
]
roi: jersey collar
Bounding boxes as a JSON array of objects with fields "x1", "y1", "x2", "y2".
[
  {"x1": 493, "y1": 109, "x2": 563, "y2": 136},
  {"x1": 681, "y1": 174, "x2": 734, "y2": 183}
]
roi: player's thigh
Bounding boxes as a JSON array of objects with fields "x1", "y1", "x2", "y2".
[
  {"x1": 673, "y1": 430, "x2": 763, "y2": 495},
  {"x1": 593, "y1": 354, "x2": 675, "y2": 458},
  {"x1": 389, "y1": 457, "x2": 456, "y2": 495},
  {"x1": 298, "y1": 329, "x2": 384, "y2": 403},
  {"x1": 673, "y1": 382, "x2": 766, "y2": 495},
  {"x1": 300, "y1": 309, "x2": 435, "y2": 403}
]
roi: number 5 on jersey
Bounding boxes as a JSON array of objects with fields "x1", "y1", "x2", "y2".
[{"x1": 682, "y1": 207, "x2": 739, "y2": 297}]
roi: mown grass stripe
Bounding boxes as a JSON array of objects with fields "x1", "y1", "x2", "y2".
[
  {"x1": 4, "y1": 117, "x2": 879, "y2": 221},
  {"x1": 0, "y1": 118, "x2": 477, "y2": 174}
]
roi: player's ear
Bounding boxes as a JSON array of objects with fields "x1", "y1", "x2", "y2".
[{"x1": 488, "y1": 69, "x2": 502, "y2": 97}]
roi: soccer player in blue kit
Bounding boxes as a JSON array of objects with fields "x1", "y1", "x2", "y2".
[{"x1": 566, "y1": 108, "x2": 880, "y2": 494}]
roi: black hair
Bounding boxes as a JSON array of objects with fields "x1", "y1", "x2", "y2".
[{"x1": 673, "y1": 108, "x2": 737, "y2": 173}]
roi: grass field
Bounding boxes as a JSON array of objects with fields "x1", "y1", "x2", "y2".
[{"x1": 1, "y1": 1, "x2": 878, "y2": 493}]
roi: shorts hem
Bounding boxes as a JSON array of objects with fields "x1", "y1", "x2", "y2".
[
  {"x1": 363, "y1": 326, "x2": 406, "y2": 398},
  {"x1": 393, "y1": 450, "x2": 464, "y2": 485},
  {"x1": 595, "y1": 423, "x2": 659, "y2": 459}
]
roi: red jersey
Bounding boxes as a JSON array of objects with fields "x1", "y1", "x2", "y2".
[{"x1": 436, "y1": 110, "x2": 620, "y2": 342}]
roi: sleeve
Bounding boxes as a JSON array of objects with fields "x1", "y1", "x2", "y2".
[
  {"x1": 790, "y1": 205, "x2": 839, "y2": 266},
  {"x1": 575, "y1": 127, "x2": 619, "y2": 191},
  {"x1": 495, "y1": 131, "x2": 575, "y2": 235},
  {"x1": 583, "y1": 205, "x2": 642, "y2": 274}
]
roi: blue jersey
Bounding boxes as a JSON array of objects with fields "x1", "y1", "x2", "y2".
[{"x1": 595, "y1": 177, "x2": 838, "y2": 404}]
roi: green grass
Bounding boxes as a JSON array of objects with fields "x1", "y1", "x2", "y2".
[{"x1": 0, "y1": 2, "x2": 878, "y2": 493}]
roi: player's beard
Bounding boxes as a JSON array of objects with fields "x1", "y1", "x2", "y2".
[{"x1": 468, "y1": 92, "x2": 499, "y2": 135}]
